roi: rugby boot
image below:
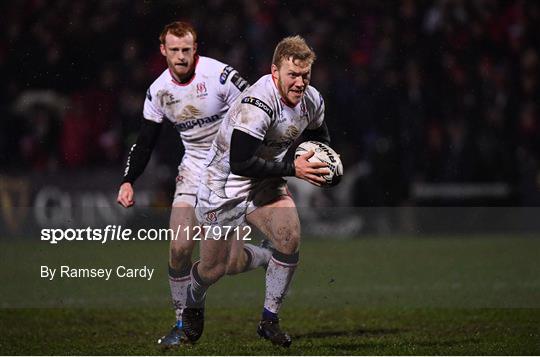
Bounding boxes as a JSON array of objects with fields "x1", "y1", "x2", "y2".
[
  {"x1": 157, "y1": 321, "x2": 187, "y2": 348},
  {"x1": 182, "y1": 288, "x2": 205, "y2": 342},
  {"x1": 257, "y1": 318, "x2": 292, "y2": 347}
]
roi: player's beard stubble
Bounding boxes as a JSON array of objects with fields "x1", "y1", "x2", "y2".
[
  {"x1": 171, "y1": 58, "x2": 196, "y2": 83},
  {"x1": 277, "y1": 76, "x2": 304, "y2": 107}
]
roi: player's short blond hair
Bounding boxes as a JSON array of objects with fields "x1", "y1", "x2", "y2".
[
  {"x1": 159, "y1": 21, "x2": 197, "y2": 45},
  {"x1": 272, "y1": 35, "x2": 316, "y2": 68}
]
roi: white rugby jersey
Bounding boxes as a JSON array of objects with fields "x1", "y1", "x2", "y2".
[
  {"x1": 143, "y1": 56, "x2": 248, "y2": 165},
  {"x1": 203, "y1": 74, "x2": 325, "y2": 197}
]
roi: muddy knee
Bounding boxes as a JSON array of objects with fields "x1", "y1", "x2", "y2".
[
  {"x1": 272, "y1": 225, "x2": 300, "y2": 254},
  {"x1": 169, "y1": 245, "x2": 192, "y2": 270},
  {"x1": 198, "y1": 260, "x2": 227, "y2": 284}
]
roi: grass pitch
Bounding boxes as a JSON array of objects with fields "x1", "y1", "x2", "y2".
[{"x1": 1, "y1": 237, "x2": 539, "y2": 354}]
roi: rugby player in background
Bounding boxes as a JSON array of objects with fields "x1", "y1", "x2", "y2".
[
  {"x1": 116, "y1": 21, "x2": 272, "y2": 348},
  {"x1": 184, "y1": 35, "x2": 331, "y2": 347}
]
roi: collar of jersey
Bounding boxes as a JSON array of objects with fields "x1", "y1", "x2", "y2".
[{"x1": 169, "y1": 55, "x2": 200, "y2": 86}]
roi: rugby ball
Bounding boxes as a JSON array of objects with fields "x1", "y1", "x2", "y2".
[{"x1": 294, "y1": 141, "x2": 343, "y2": 187}]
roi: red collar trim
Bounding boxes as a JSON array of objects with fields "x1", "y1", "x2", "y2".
[{"x1": 170, "y1": 55, "x2": 199, "y2": 86}]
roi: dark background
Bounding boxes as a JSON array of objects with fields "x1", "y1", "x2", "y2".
[
  {"x1": 2, "y1": 0, "x2": 540, "y2": 206},
  {"x1": 0, "y1": 5, "x2": 539, "y2": 354}
]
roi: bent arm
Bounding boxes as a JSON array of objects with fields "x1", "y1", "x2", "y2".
[{"x1": 229, "y1": 129, "x2": 295, "y2": 178}]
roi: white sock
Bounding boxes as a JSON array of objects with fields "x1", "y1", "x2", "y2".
[
  {"x1": 168, "y1": 265, "x2": 191, "y2": 322},
  {"x1": 263, "y1": 252, "x2": 299, "y2": 314},
  {"x1": 243, "y1": 243, "x2": 272, "y2": 271}
]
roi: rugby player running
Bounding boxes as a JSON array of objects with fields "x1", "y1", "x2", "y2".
[
  {"x1": 183, "y1": 35, "x2": 331, "y2": 347},
  {"x1": 116, "y1": 21, "x2": 273, "y2": 348}
]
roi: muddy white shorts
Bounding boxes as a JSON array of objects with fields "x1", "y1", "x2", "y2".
[
  {"x1": 172, "y1": 157, "x2": 203, "y2": 207},
  {"x1": 196, "y1": 177, "x2": 289, "y2": 227}
]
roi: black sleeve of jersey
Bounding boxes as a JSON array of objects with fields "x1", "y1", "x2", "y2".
[
  {"x1": 230, "y1": 129, "x2": 296, "y2": 178},
  {"x1": 121, "y1": 119, "x2": 162, "y2": 184},
  {"x1": 302, "y1": 121, "x2": 331, "y2": 145}
]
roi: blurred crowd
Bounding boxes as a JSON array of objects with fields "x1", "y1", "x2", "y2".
[{"x1": 1, "y1": 0, "x2": 539, "y2": 204}]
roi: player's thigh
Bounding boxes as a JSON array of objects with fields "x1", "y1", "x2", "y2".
[
  {"x1": 228, "y1": 235, "x2": 243, "y2": 259},
  {"x1": 226, "y1": 231, "x2": 249, "y2": 274},
  {"x1": 169, "y1": 200, "x2": 197, "y2": 255},
  {"x1": 199, "y1": 232, "x2": 232, "y2": 271},
  {"x1": 246, "y1": 195, "x2": 300, "y2": 254},
  {"x1": 196, "y1": 187, "x2": 246, "y2": 273}
]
